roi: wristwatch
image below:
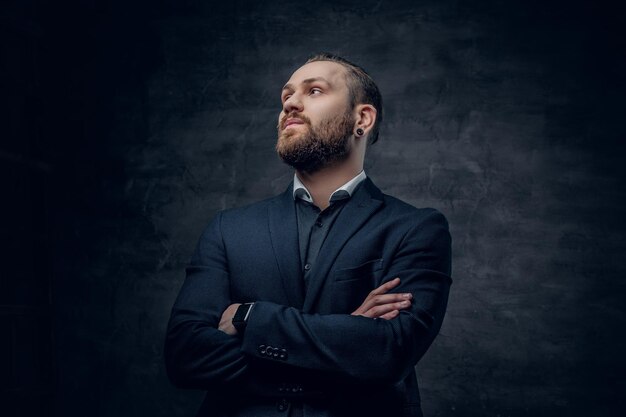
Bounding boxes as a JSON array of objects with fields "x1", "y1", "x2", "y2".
[{"x1": 232, "y1": 303, "x2": 254, "y2": 335}]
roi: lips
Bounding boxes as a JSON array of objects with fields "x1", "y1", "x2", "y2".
[{"x1": 284, "y1": 118, "x2": 305, "y2": 129}]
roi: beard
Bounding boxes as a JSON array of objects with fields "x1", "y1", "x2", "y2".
[{"x1": 276, "y1": 110, "x2": 355, "y2": 173}]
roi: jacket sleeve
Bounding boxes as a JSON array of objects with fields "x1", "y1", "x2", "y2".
[
  {"x1": 164, "y1": 211, "x2": 249, "y2": 390},
  {"x1": 240, "y1": 209, "x2": 452, "y2": 385}
]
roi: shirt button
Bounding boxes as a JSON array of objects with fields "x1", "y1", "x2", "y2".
[
  {"x1": 315, "y1": 220, "x2": 323, "y2": 227},
  {"x1": 304, "y1": 264, "x2": 311, "y2": 271}
]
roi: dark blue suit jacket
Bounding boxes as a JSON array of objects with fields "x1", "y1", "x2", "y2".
[{"x1": 165, "y1": 177, "x2": 452, "y2": 417}]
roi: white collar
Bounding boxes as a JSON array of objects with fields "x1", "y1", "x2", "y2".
[{"x1": 292, "y1": 170, "x2": 367, "y2": 203}]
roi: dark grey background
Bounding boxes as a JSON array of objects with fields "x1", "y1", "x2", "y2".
[{"x1": 2, "y1": 0, "x2": 625, "y2": 416}]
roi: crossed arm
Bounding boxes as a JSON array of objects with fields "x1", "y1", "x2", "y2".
[
  {"x1": 165, "y1": 210, "x2": 451, "y2": 390},
  {"x1": 219, "y1": 277, "x2": 412, "y2": 334}
]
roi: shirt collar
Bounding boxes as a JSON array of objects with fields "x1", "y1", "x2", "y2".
[{"x1": 293, "y1": 170, "x2": 367, "y2": 203}]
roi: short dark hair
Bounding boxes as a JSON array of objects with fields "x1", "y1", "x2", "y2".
[{"x1": 305, "y1": 53, "x2": 383, "y2": 144}]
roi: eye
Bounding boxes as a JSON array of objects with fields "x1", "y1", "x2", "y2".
[
  {"x1": 310, "y1": 88, "x2": 323, "y2": 95},
  {"x1": 282, "y1": 94, "x2": 291, "y2": 102}
]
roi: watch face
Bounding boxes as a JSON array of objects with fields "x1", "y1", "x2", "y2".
[{"x1": 234, "y1": 304, "x2": 251, "y2": 325}]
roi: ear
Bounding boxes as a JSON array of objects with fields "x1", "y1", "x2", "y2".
[{"x1": 354, "y1": 104, "x2": 377, "y2": 134}]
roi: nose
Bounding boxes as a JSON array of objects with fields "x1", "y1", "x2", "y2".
[{"x1": 283, "y1": 92, "x2": 303, "y2": 114}]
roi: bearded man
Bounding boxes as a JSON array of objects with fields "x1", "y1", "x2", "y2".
[{"x1": 165, "y1": 53, "x2": 452, "y2": 417}]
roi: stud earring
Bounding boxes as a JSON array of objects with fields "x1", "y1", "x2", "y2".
[{"x1": 356, "y1": 128, "x2": 364, "y2": 136}]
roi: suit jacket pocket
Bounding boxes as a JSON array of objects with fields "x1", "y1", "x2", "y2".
[
  {"x1": 330, "y1": 258, "x2": 383, "y2": 313},
  {"x1": 334, "y1": 258, "x2": 384, "y2": 282}
]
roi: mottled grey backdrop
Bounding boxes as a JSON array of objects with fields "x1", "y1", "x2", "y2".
[{"x1": 2, "y1": 0, "x2": 625, "y2": 416}]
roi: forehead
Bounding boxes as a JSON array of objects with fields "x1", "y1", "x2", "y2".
[{"x1": 285, "y1": 61, "x2": 348, "y2": 88}]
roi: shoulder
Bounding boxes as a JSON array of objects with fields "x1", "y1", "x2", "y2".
[
  {"x1": 383, "y1": 194, "x2": 449, "y2": 228},
  {"x1": 202, "y1": 189, "x2": 288, "y2": 233},
  {"x1": 362, "y1": 177, "x2": 448, "y2": 228},
  {"x1": 379, "y1": 193, "x2": 452, "y2": 274}
]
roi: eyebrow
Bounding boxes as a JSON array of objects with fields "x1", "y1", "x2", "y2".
[{"x1": 282, "y1": 77, "x2": 332, "y2": 92}]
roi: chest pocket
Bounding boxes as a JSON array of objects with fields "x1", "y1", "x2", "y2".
[
  {"x1": 330, "y1": 258, "x2": 384, "y2": 313},
  {"x1": 334, "y1": 258, "x2": 384, "y2": 282}
]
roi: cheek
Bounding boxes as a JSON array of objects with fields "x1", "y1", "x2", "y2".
[
  {"x1": 313, "y1": 100, "x2": 349, "y2": 120},
  {"x1": 306, "y1": 106, "x2": 332, "y2": 125}
]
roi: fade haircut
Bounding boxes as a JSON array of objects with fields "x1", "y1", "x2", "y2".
[{"x1": 305, "y1": 53, "x2": 383, "y2": 144}]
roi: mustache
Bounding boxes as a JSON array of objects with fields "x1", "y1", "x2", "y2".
[{"x1": 278, "y1": 112, "x2": 312, "y2": 130}]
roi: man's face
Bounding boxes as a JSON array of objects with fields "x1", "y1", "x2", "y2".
[{"x1": 276, "y1": 61, "x2": 355, "y2": 173}]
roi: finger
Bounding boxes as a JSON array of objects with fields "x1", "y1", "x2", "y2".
[
  {"x1": 353, "y1": 278, "x2": 404, "y2": 315},
  {"x1": 362, "y1": 299, "x2": 412, "y2": 318},
  {"x1": 352, "y1": 278, "x2": 404, "y2": 316},
  {"x1": 357, "y1": 292, "x2": 412, "y2": 314},
  {"x1": 371, "y1": 293, "x2": 412, "y2": 305},
  {"x1": 368, "y1": 277, "x2": 401, "y2": 297},
  {"x1": 379, "y1": 309, "x2": 399, "y2": 320}
]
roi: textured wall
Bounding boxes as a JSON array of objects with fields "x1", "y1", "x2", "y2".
[{"x1": 2, "y1": 0, "x2": 625, "y2": 416}]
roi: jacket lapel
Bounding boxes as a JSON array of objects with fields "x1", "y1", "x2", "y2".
[
  {"x1": 302, "y1": 178, "x2": 384, "y2": 312},
  {"x1": 268, "y1": 182, "x2": 305, "y2": 308}
]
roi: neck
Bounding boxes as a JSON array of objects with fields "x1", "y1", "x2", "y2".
[{"x1": 296, "y1": 159, "x2": 362, "y2": 210}]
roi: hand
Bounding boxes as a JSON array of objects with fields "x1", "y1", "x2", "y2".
[
  {"x1": 218, "y1": 303, "x2": 241, "y2": 335},
  {"x1": 351, "y1": 277, "x2": 412, "y2": 320}
]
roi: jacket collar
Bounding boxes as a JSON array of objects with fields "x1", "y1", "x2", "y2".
[{"x1": 268, "y1": 177, "x2": 384, "y2": 310}]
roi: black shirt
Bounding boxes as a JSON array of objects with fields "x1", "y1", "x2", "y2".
[
  {"x1": 295, "y1": 190, "x2": 352, "y2": 289},
  {"x1": 293, "y1": 170, "x2": 367, "y2": 289}
]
